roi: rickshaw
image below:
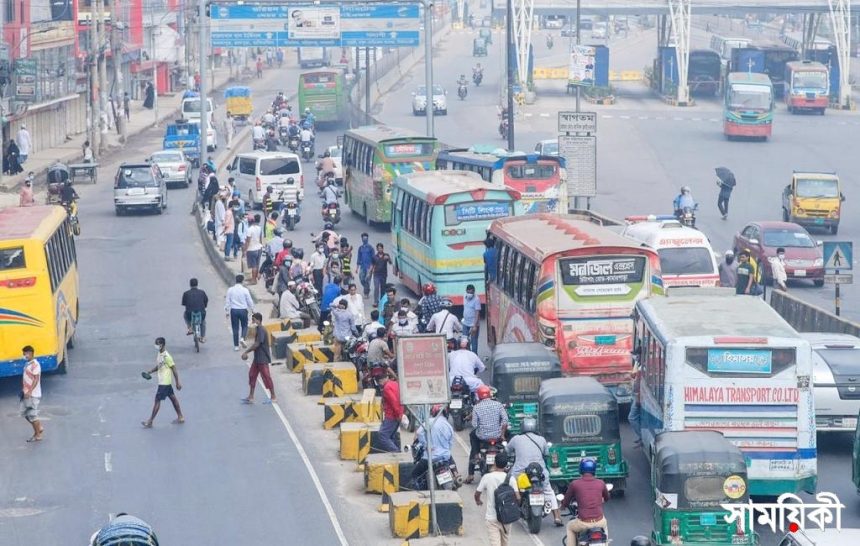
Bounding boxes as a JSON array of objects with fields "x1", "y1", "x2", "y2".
[
  {"x1": 490, "y1": 343, "x2": 561, "y2": 435},
  {"x1": 473, "y1": 37, "x2": 488, "y2": 57},
  {"x1": 69, "y1": 163, "x2": 98, "y2": 185},
  {"x1": 45, "y1": 162, "x2": 70, "y2": 204},
  {"x1": 649, "y1": 431, "x2": 758, "y2": 545},
  {"x1": 479, "y1": 28, "x2": 492, "y2": 45},
  {"x1": 539, "y1": 376, "x2": 627, "y2": 494},
  {"x1": 224, "y1": 86, "x2": 252, "y2": 123}
]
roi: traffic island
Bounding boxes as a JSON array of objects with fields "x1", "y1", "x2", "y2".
[
  {"x1": 302, "y1": 362, "x2": 358, "y2": 396},
  {"x1": 364, "y1": 452, "x2": 415, "y2": 494},
  {"x1": 388, "y1": 491, "x2": 464, "y2": 539}
]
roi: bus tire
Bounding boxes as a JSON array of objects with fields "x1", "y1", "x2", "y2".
[
  {"x1": 67, "y1": 328, "x2": 76, "y2": 350},
  {"x1": 57, "y1": 351, "x2": 69, "y2": 374},
  {"x1": 363, "y1": 203, "x2": 371, "y2": 225}
]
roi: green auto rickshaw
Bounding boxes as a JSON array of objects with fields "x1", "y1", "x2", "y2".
[
  {"x1": 490, "y1": 343, "x2": 561, "y2": 435},
  {"x1": 650, "y1": 431, "x2": 758, "y2": 545},
  {"x1": 473, "y1": 37, "x2": 488, "y2": 57},
  {"x1": 479, "y1": 28, "x2": 493, "y2": 45},
  {"x1": 539, "y1": 376, "x2": 627, "y2": 494}
]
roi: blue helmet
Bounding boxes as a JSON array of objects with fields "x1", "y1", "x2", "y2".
[{"x1": 579, "y1": 458, "x2": 597, "y2": 475}]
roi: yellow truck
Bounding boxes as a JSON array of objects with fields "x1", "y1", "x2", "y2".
[{"x1": 782, "y1": 171, "x2": 843, "y2": 234}]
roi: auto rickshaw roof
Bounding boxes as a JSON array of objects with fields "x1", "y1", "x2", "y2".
[
  {"x1": 538, "y1": 377, "x2": 615, "y2": 407},
  {"x1": 654, "y1": 431, "x2": 746, "y2": 477},
  {"x1": 491, "y1": 343, "x2": 560, "y2": 371}
]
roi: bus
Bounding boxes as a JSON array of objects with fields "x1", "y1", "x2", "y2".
[
  {"x1": 634, "y1": 293, "x2": 816, "y2": 495},
  {"x1": 0, "y1": 206, "x2": 79, "y2": 377},
  {"x1": 621, "y1": 216, "x2": 719, "y2": 288},
  {"x1": 723, "y1": 72, "x2": 774, "y2": 141},
  {"x1": 297, "y1": 70, "x2": 346, "y2": 125},
  {"x1": 688, "y1": 49, "x2": 722, "y2": 97},
  {"x1": 486, "y1": 213, "x2": 663, "y2": 402},
  {"x1": 342, "y1": 125, "x2": 441, "y2": 225},
  {"x1": 784, "y1": 61, "x2": 829, "y2": 115},
  {"x1": 709, "y1": 35, "x2": 750, "y2": 62},
  {"x1": 436, "y1": 149, "x2": 567, "y2": 214},
  {"x1": 391, "y1": 171, "x2": 520, "y2": 304}
]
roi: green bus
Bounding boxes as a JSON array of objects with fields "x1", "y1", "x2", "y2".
[
  {"x1": 297, "y1": 70, "x2": 346, "y2": 124},
  {"x1": 342, "y1": 125, "x2": 441, "y2": 225}
]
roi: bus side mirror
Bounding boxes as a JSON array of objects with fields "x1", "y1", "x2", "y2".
[{"x1": 841, "y1": 194, "x2": 846, "y2": 202}]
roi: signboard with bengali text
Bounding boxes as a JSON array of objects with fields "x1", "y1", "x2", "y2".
[{"x1": 396, "y1": 335, "x2": 450, "y2": 405}]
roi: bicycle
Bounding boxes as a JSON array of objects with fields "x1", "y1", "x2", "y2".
[{"x1": 191, "y1": 311, "x2": 203, "y2": 352}]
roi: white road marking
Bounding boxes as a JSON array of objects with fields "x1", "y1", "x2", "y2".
[
  {"x1": 619, "y1": 115, "x2": 631, "y2": 119},
  {"x1": 104, "y1": 452, "x2": 112, "y2": 473},
  {"x1": 539, "y1": 113, "x2": 550, "y2": 118}
]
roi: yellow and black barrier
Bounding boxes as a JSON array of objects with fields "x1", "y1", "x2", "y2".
[
  {"x1": 323, "y1": 397, "x2": 359, "y2": 430},
  {"x1": 388, "y1": 492, "x2": 430, "y2": 539},
  {"x1": 287, "y1": 342, "x2": 337, "y2": 372},
  {"x1": 303, "y1": 362, "x2": 358, "y2": 396},
  {"x1": 353, "y1": 388, "x2": 382, "y2": 423},
  {"x1": 364, "y1": 452, "x2": 414, "y2": 494},
  {"x1": 321, "y1": 369, "x2": 344, "y2": 398},
  {"x1": 339, "y1": 422, "x2": 380, "y2": 461},
  {"x1": 377, "y1": 466, "x2": 397, "y2": 512}
]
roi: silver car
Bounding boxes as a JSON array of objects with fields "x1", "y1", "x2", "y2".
[
  {"x1": 411, "y1": 84, "x2": 447, "y2": 116},
  {"x1": 534, "y1": 139, "x2": 559, "y2": 156},
  {"x1": 114, "y1": 163, "x2": 168, "y2": 215},
  {"x1": 149, "y1": 150, "x2": 192, "y2": 188},
  {"x1": 802, "y1": 332, "x2": 860, "y2": 432}
]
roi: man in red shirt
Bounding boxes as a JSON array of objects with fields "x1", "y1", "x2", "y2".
[
  {"x1": 378, "y1": 371, "x2": 404, "y2": 452},
  {"x1": 560, "y1": 459, "x2": 610, "y2": 543}
]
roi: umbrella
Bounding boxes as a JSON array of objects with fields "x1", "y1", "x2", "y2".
[{"x1": 715, "y1": 166, "x2": 736, "y2": 187}]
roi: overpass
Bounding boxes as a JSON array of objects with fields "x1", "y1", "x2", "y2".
[{"x1": 496, "y1": 0, "x2": 852, "y2": 106}]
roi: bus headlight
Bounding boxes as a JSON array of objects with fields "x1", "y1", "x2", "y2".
[{"x1": 538, "y1": 323, "x2": 555, "y2": 337}]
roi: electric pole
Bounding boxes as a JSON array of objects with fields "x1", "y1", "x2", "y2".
[
  {"x1": 90, "y1": 4, "x2": 102, "y2": 156},
  {"x1": 113, "y1": 0, "x2": 126, "y2": 142},
  {"x1": 97, "y1": 0, "x2": 109, "y2": 150},
  {"x1": 198, "y1": 0, "x2": 207, "y2": 165}
]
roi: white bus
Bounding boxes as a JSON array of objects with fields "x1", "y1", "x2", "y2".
[{"x1": 634, "y1": 293, "x2": 816, "y2": 496}]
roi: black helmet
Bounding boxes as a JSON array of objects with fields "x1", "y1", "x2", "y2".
[
  {"x1": 283, "y1": 239, "x2": 293, "y2": 248},
  {"x1": 324, "y1": 222, "x2": 334, "y2": 230},
  {"x1": 324, "y1": 151, "x2": 331, "y2": 157},
  {"x1": 90, "y1": 513, "x2": 159, "y2": 546},
  {"x1": 293, "y1": 248, "x2": 304, "y2": 259},
  {"x1": 630, "y1": 537, "x2": 650, "y2": 546}
]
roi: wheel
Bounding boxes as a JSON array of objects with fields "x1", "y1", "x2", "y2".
[
  {"x1": 814, "y1": 279, "x2": 824, "y2": 288},
  {"x1": 527, "y1": 513, "x2": 542, "y2": 534},
  {"x1": 194, "y1": 333, "x2": 200, "y2": 353},
  {"x1": 162, "y1": 194, "x2": 168, "y2": 209},
  {"x1": 782, "y1": 208, "x2": 789, "y2": 221},
  {"x1": 412, "y1": 108, "x2": 419, "y2": 116},
  {"x1": 287, "y1": 216, "x2": 295, "y2": 231},
  {"x1": 787, "y1": 105, "x2": 793, "y2": 114},
  {"x1": 441, "y1": 109, "x2": 448, "y2": 116},
  {"x1": 363, "y1": 203, "x2": 371, "y2": 225},
  {"x1": 66, "y1": 328, "x2": 76, "y2": 349},
  {"x1": 156, "y1": 200, "x2": 164, "y2": 214},
  {"x1": 309, "y1": 303, "x2": 321, "y2": 324},
  {"x1": 451, "y1": 411, "x2": 466, "y2": 431},
  {"x1": 611, "y1": 488, "x2": 625, "y2": 498},
  {"x1": 115, "y1": 207, "x2": 123, "y2": 216},
  {"x1": 72, "y1": 221, "x2": 81, "y2": 236},
  {"x1": 819, "y1": 108, "x2": 826, "y2": 115},
  {"x1": 830, "y1": 224, "x2": 839, "y2": 235},
  {"x1": 57, "y1": 348, "x2": 69, "y2": 374}
]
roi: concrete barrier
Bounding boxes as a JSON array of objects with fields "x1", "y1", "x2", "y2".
[{"x1": 770, "y1": 290, "x2": 860, "y2": 336}]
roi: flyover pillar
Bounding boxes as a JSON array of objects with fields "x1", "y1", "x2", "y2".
[
  {"x1": 828, "y1": 0, "x2": 853, "y2": 109},
  {"x1": 667, "y1": 0, "x2": 692, "y2": 105}
]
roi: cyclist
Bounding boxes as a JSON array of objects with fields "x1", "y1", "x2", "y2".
[{"x1": 181, "y1": 278, "x2": 209, "y2": 342}]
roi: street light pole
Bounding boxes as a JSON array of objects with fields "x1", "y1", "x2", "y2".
[
  {"x1": 505, "y1": 0, "x2": 514, "y2": 150},
  {"x1": 90, "y1": 5, "x2": 102, "y2": 156},
  {"x1": 112, "y1": 0, "x2": 126, "y2": 142},
  {"x1": 198, "y1": 0, "x2": 207, "y2": 166},
  {"x1": 97, "y1": 0, "x2": 108, "y2": 151},
  {"x1": 152, "y1": 27, "x2": 159, "y2": 126},
  {"x1": 424, "y1": 0, "x2": 434, "y2": 137}
]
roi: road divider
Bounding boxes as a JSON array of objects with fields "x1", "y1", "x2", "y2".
[
  {"x1": 340, "y1": 422, "x2": 382, "y2": 461},
  {"x1": 770, "y1": 289, "x2": 860, "y2": 336},
  {"x1": 302, "y1": 362, "x2": 356, "y2": 396},
  {"x1": 364, "y1": 452, "x2": 414, "y2": 494}
]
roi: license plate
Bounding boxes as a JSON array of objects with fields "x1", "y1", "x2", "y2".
[
  {"x1": 485, "y1": 453, "x2": 495, "y2": 466},
  {"x1": 449, "y1": 399, "x2": 463, "y2": 409},
  {"x1": 436, "y1": 469, "x2": 453, "y2": 485},
  {"x1": 305, "y1": 298, "x2": 315, "y2": 304},
  {"x1": 700, "y1": 513, "x2": 717, "y2": 526},
  {"x1": 127, "y1": 188, "x2": 145, "y2": 196},
  {"x1": 794, "y1": 269, "x2": 806, "y2": 277},
  {"x1": 529, "y1": 494, "x2": 544, "y2": 506},
  {"x1": 815, "y1": 218, "x2": 824, "y2": 224},
  {"x1": 288, "y1": 209, "x2": 297, "y2": 216}
]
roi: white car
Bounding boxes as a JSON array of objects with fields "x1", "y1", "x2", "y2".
[
  {"x1": 779, "y1": 528, "x2": 860, "y2": 546},
  {"x1": 326, "y1": 145, "x2": 343, "y2": 185},
  {"x1": 411, "y1": 84, "x2": 447, "y2": 116},
  {"x1": 534, "y1": 139, "x2": 559, "y2": 156},
  {"x1": 189, "y1": 119, "x2": 217, "y2": 152},
  {"x1": 802, "y1": 332, "x2": 860, "y2": 432},
  {"x1": 592, "y1": 21, "x2": 608, "y2": 39},
  {"x1": 148, "y1": 149, "x2": 192, "y2": 188}
]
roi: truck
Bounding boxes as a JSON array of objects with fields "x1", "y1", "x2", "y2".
[
  {"x1": 782, "y1": 171, "x2": 843, "y2": 234},
  {"x1": 728, "y1": 45, "x2": 798, "y2": 98},
  {"x1": 163, "y1": 120, "x2": 201, "y2": 167},
  {"x1": 297, "y1": 47, "x2": 330, "y2": 69}
]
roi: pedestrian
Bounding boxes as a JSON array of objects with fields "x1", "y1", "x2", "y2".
[
  {"x1": 341, "y1": 283, "x2": 365, "y2": 326},
  {"x1": 371, "y1": 243, "x2": 391, "y2": 305},
  {"x1": 276, "y1": 48, "x2": 284, "y2": 67},
  {"x1": 461, "y1": 284, "x2": 482, "y2": 354},
  {"x1": 475, "y1": 451, "x2": 512, "y2": 546},
  {"x1": 233, "y1": 209, "x2": 248, "y2": 259},
  {"x1": 331, "y1": 299, "x2": 356, "y2": 359},
  {"x1": 357, "y1": 233, "x2": 374, "y2": 297},
  {"x1": 123, "y1": 92, "x2": 131, "y2": 120},
  {"x1": 339, "y1": 237, "x2": 353, "y2": 284},
  {"x1": 378, "y1": 371, "x2": 406, "y2": 452},
  {"x1": 20, "y1": 345, "x2": 44, "y2": 442},
  {"x1": 718, "y1": 250, "x2": 738, "y2": 288},
  {"x1": 19, "y1": 173, "x2": 35, "y2": 206},
  {"x1": 256, "y1": 57, "x2": 263, "y2": 78},
  {"x1": 244, "y1": 214, "x2": 264, "y2": 284},
  {"x1": 716, "y1": 170, "x2": 736, "y2": 219},
  {"x1": 310, "y1": 243, "x2": 327, "y2": 294},
  {"x1": 141, "y1": 337, "x2": 184, "y2": 428},
  {"x1": 82, "y1": 140, "x2": 95, "y2": 163},
  {"x1": 379, "y1": 285, "x2": 397, "y2": 325},
  {"x1": 483, "y1": 237, "x2": 498, "y2": 283},
  {"x1": 320, "y1": 275, "x2": 342, "y2": 330},
  {"x1": 769, "y1": 247, "x2": 788, "y2": 292},
  {"x1": 17, "y1": 123, "x2": 31, "y2": 164},
  {"x1": 363, "y1": 310, "x2": 384, "y2": 339},
  {"x1": 213, "y1": 194, "x2": 226, "y2": 244},
  {"x1": 399, "y1": 298, "x2": 419, "y2": 331},
  {"x1": 222, "y1": 113, "x2": 233, "y2": 149},
  {"x1": 225, "y1": 274, "x2": 255, "y2": 351},
  {"x1": 628, "y1": 358, "x2": 642, "y2": 447},
  {"x1": 4, "y1": 139, "x2": 23, "y2": 174},
  {"x1": 193, "y1": 72, "x2": 201, "y2": 91},
  {"x1": 262, "y1": 186, "x2": 274, "y2": 224},
  {"x1": 222, "y1": 201, "x2": 235, "y2": 260},
  {"x1": 241, "y1": 312, "x2": 277, "y2": 403},
  {"x1": 143, "y1": 81, "x2": 155, "y2": 109},
  {"x1": 390, "y1": 309, "x2": 418, "y2": 339},
  {"x1": 735, "y1": 251, "x2": 754, "y2": 295}
]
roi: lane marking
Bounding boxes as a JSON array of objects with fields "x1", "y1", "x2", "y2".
[{"x1": 104, "y1": 452, "x2": 112, "y2": 473}]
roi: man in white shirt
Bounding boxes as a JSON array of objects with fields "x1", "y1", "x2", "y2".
[
  {"x1": 252, "y1": 122, "x2": 265, "y2": 144},
  {"x1": 300, "y1": 126, "x2": 314, "y2": 144},
  {"x1": 244, "y1": 216, "x2": 264, "y2": 284},
  {"x1": 278, "y1": 282, "x2": 310, "y2": 323},
  {"x1": 363, "y1": 309, "x2": 384, "y2": 339},
  {"x1": 309, "y1": 244, "x2": 327, "y2": 293},
  {"x1": 448, "y1": 337, "x2": 486, "y2": 392},
  {"x1": 475, "y1": 451, "x2": 512, "y2": 546},
  {"x1": 20, "y1": 345, "x2": 44, "y2": 442},
  {"x1": 225, "y1": 274, "x2": 255, "y2": 351},
  {"x1": 17, "y1": 124, "x2": 31, "y2": 163},
  {"x1": 769, "y1": 247, "x2": 789, "y2": 292},
  {"x1": 334, "y1": 283, "x2": 365, "y2": 326},
  {"x1": 426, "y1": 307, "x2": 462, "y2": 341}
]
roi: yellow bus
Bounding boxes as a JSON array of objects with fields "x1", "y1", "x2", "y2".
[{"x1": 0, "y1": 206, "x2": 79, "y2": 376}]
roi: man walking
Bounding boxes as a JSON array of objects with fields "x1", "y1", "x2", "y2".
[
  {"x1": 357, "y1": 233, "x2": 374, "y2": 297},
  {"x1": 379, "y1": 371, "x2": 405, "y2": 452},
  {"x1": 718, "y1": 250, "x2": 738, "y2": 288},
  {"x1": 244, "y1": 215, "x2": 264, "y2": 284},
  {"x1": 19, "y1": 175, "x2": 35, "y2": 206},
  {"x1": 20, "y1": 345, "x2": 44, "y2": 442},
  {"x1": 225, "y1": 274, "x2": 254, "y2": 351},
  {"x1": 461, "y1": 284, "x2": 482, "y2": 353},
  {"x1": 241, "y1": 312, "x2": 277, "y2": 403},
  {"x1": 17, "y1": 124, "x2": 31, "y2": 164},
  {"x1": 371, "y1": 243, "x2": 391, "y2": 305},
  {"x1": 716, "y1": 169, "x2": 736, "y2": 219},
  {"x1": 141, "y1": 337, "x2": 184, "y2": 428},
  {"x1": 123, "y1": 92, "x2": 131, "y2": 121},
  {"x1": 475, "y1": 451, "x2": 512, "y2": 546}
]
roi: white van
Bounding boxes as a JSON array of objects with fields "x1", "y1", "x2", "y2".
[
  {"x1": 780, "y1": 528, "x2": 860, "y2": 546},
  {"x1": 181, "y1": 95, "x2": 214, "y2": 125},
  {"x1": 622, "y1": 216, "x2": 719, "y2": 288},
  {"x1": 801, "y1": 332, "x2": 860, "y2": 433},
  {"x1": 227, "y1": 151, "x2": 304, "y2": 209}
]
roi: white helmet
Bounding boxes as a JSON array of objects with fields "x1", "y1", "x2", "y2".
[{"x1": 681, "y1": 185, "x2": 691, "y2": 193}]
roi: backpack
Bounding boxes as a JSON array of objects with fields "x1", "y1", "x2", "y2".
[{"x1": 493, "y1": 472, "x2": 521, "y2": 524}]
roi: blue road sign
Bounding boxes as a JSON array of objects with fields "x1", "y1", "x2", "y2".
[
  {"x1": 823, "y1": 241, "x2": 853, "y2": 271},
  {"x1": 210, "y1": 3, "x2": 420, "y2": 48}
]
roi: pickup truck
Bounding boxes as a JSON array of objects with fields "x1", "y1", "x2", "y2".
[
  {"x1": 782, "y1": 171, "x2": 843, "y2": 234},
  {"x1": 163, "y1": 120, "x2": 201, "y2": 167}
]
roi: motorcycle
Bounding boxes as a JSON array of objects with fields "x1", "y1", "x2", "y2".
[
  {"x1": 558, "y1": 484, "x2": 613, "y2": 546},
  {"x1": 409, "y1": 437, "x2": 461, "y2": 491},
  {"x1": 676, "y1": 206, "x2": 697, "y2": 228},
  {"x1": 301, "y1": 141, "x2": 314, "y2": 163},
  {"x1": 278, "y1": 126, "x2": 290, "y2": 145},
  {"x1": 499, "y1": 117, "x2": 509, "y2": 139},
  {"x1": 448, "y1": 376, "x2": 474, "y2": 431},
  {"x1": 63, "y1": 200, "x2": 81, "y2": 236},
  {"x1": 546, "y1": 35, "x2": 554, "y2": 49},
  {"x1": 344, "y1": 335, "x2": 368, "y2": 373},
  {"x1": 260, "y1": 250, "x2": 276, "y2": 293},
  {"x1": 295, "y1": 279, "x2": 321, "y2": 324},
  {"x1": 519, "y1": 462, "x2": 551, "y2": 534},
  {"x1": 253, "y1": 137, "x2": 266, "y2": 151},
  {"x1": 457, "y1": 83, "x2": 468, "y2": 100},
  {"x1": 283, "y1": 201, "x2": 301, "y2": 231},
  {"x1": 473, "y1": 437, "x2": 504, "y2": 479},
  {"x1": 472, "y1": 71, "x2": 483, "y2": 86},
  {"x1": 361, "y1": 360, "x2": 391, "y2": 395},
  {"x1": 322, "y1": 202, "x2": 341, "y2": 225},
  {"x1": 288, "y1": 135, "x2": 300, "y2": 153}
]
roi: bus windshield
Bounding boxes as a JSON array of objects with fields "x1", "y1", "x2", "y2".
[
  {"x1": 0, "y1": 247, "x2": 25, "y2": 270},
  {"x1": 796, "y1": 178, "x2": 838, "y2": 198},
  {"x1": 444, "y1": 201, "x2": 512, "y2": 226},
  {"x1": 728, "y1": 84, "x2": 771, "y2": 109},
  {"x1": 506, "y1": 164, "x2": 556, "y2": 179},
  {"x1": 793, "y1": 71, "x2": 827, "y2": 89},
  {"x1": 658, "y1": 247, "x2": 714, "y2": 275}
]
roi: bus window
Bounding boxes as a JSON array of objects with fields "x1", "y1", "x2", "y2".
[
  {"x1": 513, "y1": 253, "x2": 524, "y2": 305},
  {"x1": 525, "y1": 261, "x2": 537, "y2": 312},
  {"x1": 1, "y1": 246, "x2": 26, "y2": 270},
  {"x1": 507, "y1": 164, "x2": 556, "y2": 179}
]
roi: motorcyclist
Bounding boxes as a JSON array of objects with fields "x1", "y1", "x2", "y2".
[
  {"x1": 300, "y1": 125, "x2": 314, "y2": 152},
  {"x1": 315, "y1": 224, "x2": 340, "y2": 252},
  {"x1": 252, "y1": 121, "x2": 265, "y2": 146},
  {"x1": 507, "y1": 416, "x2": 563, "y2": 526},
  {"x1": 181, "y1": 277, "x2": 208, "y2": 342},
  {"x1": 472, "y1": 63, "x2": 483, "y2": 76},
  {"x1": 302, "y1": 108, "x2": 316, "y2": 127},
  {"x1": 457, "y1": 74, "x2": 468, "y2": 87},
  {"x1": 465, "y1": 384, "x2": 508, "y2": 484},
  {"x1": 410, "y1": 404, "x2": 458, "y2": 490},
  {"x1": 417, "y1": 283, "x2": 444, "y2": 327},
  {"x1": 448, "y1": 336, "x2": 485, "y2": 392},
  {"x1": 546, "y1": 34, "x2": 554, "y2": 48},
  {"x1": 673, "y1": 185, "x2": 697, "y2": 217},
  {"x1": 425, "y1": 304, "x2": 462, "y2": 342},
  {"x1": 288, "y1": 119, "x2": 300, "y2": 138},
  {"x1": 89, "y1": 513, "x2": 158, "y2": 546},
  {"x1": 317, "y1": 151, "x2": 336, "y2": 187},
  {"x1": 278, "y1": 111, "x2": 291, "y2": 130},
  {"x1": 59, "y1": 179, "x2": 79, "y2": 206},
  {"x1": 321, "y1": 179, "x2": 339, "y2": 207},
  {"x1": 560, "y1": 459, "x2": 611, "y2": 541},
  {"x1": 265, "y1": 129, "x2": 279, "y2": 151},
  {"x1": 262, "y1": 109, "x2": 276, "y2": 128},
  {"x1": 278, "y1": 281, "x2": 311, "y2": 323}
]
